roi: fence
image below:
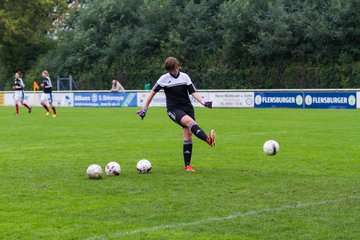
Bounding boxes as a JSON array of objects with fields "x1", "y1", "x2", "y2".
[{"x1": 0, "y1": 90, "x2": 359, "y2": 109}]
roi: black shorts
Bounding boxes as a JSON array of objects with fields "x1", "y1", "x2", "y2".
[{"x1": 167, "y1": 109, "x2": 195, "y2": 128}]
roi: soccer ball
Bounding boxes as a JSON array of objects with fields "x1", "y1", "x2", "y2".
[
  {"x1": 136, "y1": 159, "x2": 152, "y2": 173},
  {"x1": 263, "y1": 140, "x2": 280, "y2": 156},
  {"x1": 105, "y1": 161, "x2": 121, "y2": 176},
  {"x1": 86, "y1": 164, "x2": 103, "y2": 179}
]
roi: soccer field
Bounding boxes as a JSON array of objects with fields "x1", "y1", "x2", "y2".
[{"x1": 0, "y1": 107, "x2": 359, "y2": 239}]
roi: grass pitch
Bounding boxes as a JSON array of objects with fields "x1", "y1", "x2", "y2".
[{"x1": 0, "y1": 106, "x2": 359, "y2": 239}]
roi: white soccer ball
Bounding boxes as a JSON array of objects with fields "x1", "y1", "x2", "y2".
[
  {"x1": 105, "y1": 161, "x2": 121, "y2": 176},
  {"x1": 86, "y1": 164, "x2": 103, "y2": 179},
  {"x1": 136, "y1": 159, "x2": 152, "y2": 173},
  {"x1": 263, "y1": 140, "x2": 280, "y2": 156}
]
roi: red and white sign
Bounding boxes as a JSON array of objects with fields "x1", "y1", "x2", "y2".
[
  {"x1": 137, "y1": 91, "x2": 254, "y2": 108},
  {"x1": 208, "y1": 92, "x2": 254, "y2": 108},
  {"x1": 4, "y1": 92, "x2": 74, "y2": 107}
]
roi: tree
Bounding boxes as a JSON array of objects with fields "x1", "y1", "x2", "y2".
[
  {"x1": 0, "y1": 0, "x2": 66, "y2": 90},
  {"x1": 21, "y1": 0, "x2": 360, "y2": 90}
]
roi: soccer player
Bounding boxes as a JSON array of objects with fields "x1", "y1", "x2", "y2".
[
  {"x1": 13, "y1": 71, "x2": 32, "y2": 115},
  {"x1": 40, "y1": 70, "x2": 57, "y2": 117},
  {"x1": 137, "y1": 57, "x2": 215, "y2": 172}
]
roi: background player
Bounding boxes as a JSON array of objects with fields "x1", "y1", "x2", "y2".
[
  {"x1": 137, "y1": 56, "x2": 215, "y2": 172},
  {"x1": 40, "y1": 70, "x2": 57, "y2": 117},
  {"x1": 13, "y1": 71, "x2": 31, "y2": 115}
]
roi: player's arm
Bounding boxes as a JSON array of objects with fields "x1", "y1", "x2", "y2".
[
  {"x1": 191, "y1": 91, "x2": 212, "y2": 108},
  {"x1": 13, "y1": 82, "x2": 22, "y2": 89},
  {"x1": 143, "y1": 90, "x2": 156, "y2": 108},
  {"x1": 191, "y1": 92, "x2": 204, "y2": 104},
  {"x1": 41, "y1": 78, "x2": 49, "y2": 88},
  {"x1": 137, "y1": 90, "x2": 157, "y2": 120},
  {"x1": 186, "y1": 77, "x2": 212, "y2": 108},
  {"x1": 20, "y1": 80, "x2": 25, "y2": 89}
]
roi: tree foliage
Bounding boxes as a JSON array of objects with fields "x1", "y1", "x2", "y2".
[
  {"x1": 0, "y1": 0, "x2": 66, "y2": 90},
  {"x1": 2, "y1": 0, "x2": 360, "y2": 90}
]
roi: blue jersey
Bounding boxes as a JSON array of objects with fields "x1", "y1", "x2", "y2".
[
  {"x1": 14, "y1": 78, "x2": 25, "y2": 91},
  {"x1": 42, "y1": 77, "x2": 52, "y2": 93}
]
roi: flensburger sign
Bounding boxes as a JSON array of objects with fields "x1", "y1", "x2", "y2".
[
  {"x1": 254, "y1": 92, "x2": 304, "y2": 108},
  {"x1": 304, "y1": 92, "x2": 356, "y2": 109},
  {"x1": 255, "y1": 91, "x2": 357, "y2": 109}
]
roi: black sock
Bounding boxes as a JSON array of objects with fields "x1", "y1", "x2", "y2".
[
  {"x1": 183, "y1": 141, "x2": 193, "y2": 166},
  {"x1": 189, "y1": 123, "x2": 208, "y2": 142}
]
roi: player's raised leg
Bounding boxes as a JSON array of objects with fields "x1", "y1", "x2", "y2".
[
  {"x1": 181, "y1": 115, "x2": 216, "y2": 147},
  {"x1": 41, "y1": 101, "x2": 50, "y2": 115},
  {"x1": 20, "y1": 99, "x2": 31, "y2": 113}
]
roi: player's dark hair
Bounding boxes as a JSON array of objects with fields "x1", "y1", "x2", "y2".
[
  {"x1": 16, "y1": 71, "x2": 23, "y2": 78},
  {"x1": 164, "y1": 57, "x2": 180, "y2": 72}
]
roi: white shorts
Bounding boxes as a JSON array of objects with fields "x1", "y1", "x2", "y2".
[
  {"x1": 41, "y1": 93, "x2": 53, "y2": 103},
  {"x1": 14, "y1": 91, "x2": 25, "y2": 101}
]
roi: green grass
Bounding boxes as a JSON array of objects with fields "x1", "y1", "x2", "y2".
[{"x1": 0, "y1": 106, "x2": 359, "y2": 239}]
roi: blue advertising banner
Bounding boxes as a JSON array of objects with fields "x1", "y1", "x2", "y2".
[
  {"x1": 254, "y1": 92, "x2": 304, "y2": 108},
  {"x1": 304, "y1": 92, "x2": 356, "y2": 109},
  {"x1": 74, "y1": 92, "x2": 137, "y2": 107}
]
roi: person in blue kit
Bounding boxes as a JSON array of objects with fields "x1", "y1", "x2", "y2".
[
  {"x1": 13, "y1": 71, "x2": 32, "y2": 115},
  {"x1": 40, "y1": 70, "x2": 57, "y2": 117}
]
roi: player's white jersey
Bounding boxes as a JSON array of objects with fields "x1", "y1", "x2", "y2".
[
  {"x1": 14, "y1": 78, "x2": 25, "y2": 101},
  {"x1": 152, "y1": 72, "x2": 196, "y2": 110},
  {"x1": 155, "y1": 72, "x2": 193, "y2": 89},
  {"x1": 14, "y1": 78, "x2": 25, "y2": 89}
]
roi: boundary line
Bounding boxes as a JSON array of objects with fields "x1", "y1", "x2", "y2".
[
  {"x1": 87, "y1": 195, "x2": 359, "y2": 239},
  {"x1": 0, "y1": 146, "x2": 45, "y2": 152}
]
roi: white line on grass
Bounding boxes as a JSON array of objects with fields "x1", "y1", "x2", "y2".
[
  {"x1": 87, "y1": 195, "x2": 359, "y2": 240},
  {"x1": 0, "y1": 146, "x2": 45, "y2": 152}
]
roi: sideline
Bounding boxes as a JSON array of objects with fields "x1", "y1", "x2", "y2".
[{"x1": 87, "y1": 195, "x2": 359, "y2": 239}]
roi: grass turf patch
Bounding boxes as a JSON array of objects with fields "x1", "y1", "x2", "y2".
[{"x1": 0, "y1": 107, "x2": 359, "y2": 239}]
